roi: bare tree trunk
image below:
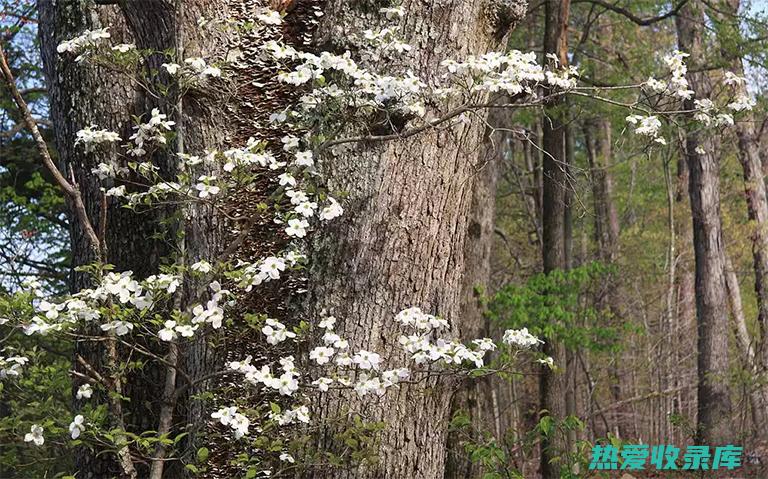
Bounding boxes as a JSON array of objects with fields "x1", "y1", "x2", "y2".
[
  {"x1": 676, "y1": 0, "x2": 734, "y2": 445},
  {"x1": 723, "y1": 252, "x2": 766, "y2": 432},
  {"x1": 673, "y1": 131, "x2": 698, "y2": 446},
  {"x1": 663, "y1": 154, "x2": 677, "y2": 444},
  {"x1": 584, "y1": 119, "x2": 627, "y2": 439},
  {"x1": 540, "y1": 0, "x2": 571, "y2": 476}
]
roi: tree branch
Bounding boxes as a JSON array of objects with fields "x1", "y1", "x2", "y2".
[
  {"x1": 572, "y1": 0, "x2": 689, "y2": 25},
  {"x1": 318, "y1": 94, "x2": 566, "y2": 151},
  {"x1": 0, "y1": 118, "x2": 53, "y2": 138},
  {"x1": 0, "y1": 41, "x2": 102, "y2": 258}
]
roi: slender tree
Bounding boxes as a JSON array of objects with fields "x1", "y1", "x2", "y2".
[{"x1": 540, "y1": 0, "x2": 572, "y2": 476}]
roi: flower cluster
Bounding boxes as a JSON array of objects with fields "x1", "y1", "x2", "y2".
[
  {"x1": 502, "y1": 327, "x2": 543, "y2": 349},
  {"x1": 663, "y1": 50, "x2": 694, "y2": 100},
  {"x1": 75, "y1": 125, "x2": 121, "y2": 152},
  {"x1": 159, "y1": 320, "x2": 198, "y2": 341},
  {"x1": 625, "y1": 114, "x2": 665, "y2": 144},
  {"x1": 727, "y1": 94, "x2": 756, "y2": 112},
  {"x1": 270, "y1": 405, "x2": 310, "y2": 426},
  {"x1": 126, "y1": 108, "x2": 175, "y2": 157},
  {"x1": 162, "y1": 57, "x2": 222, "y2": 80},
  {"x1": 236, "y1": 252, "x2": 306, "y2": 291},
  {"x1": 633, "y1": 50, "x2": 750, "y2": 145},
  {"x1": 262, "y1": 15, "x2": 580, "y2": 138},
  {"x1": 0, "y1": 355, "x2": 28, "y2": 379},
  {"x1": 19, "y1": 271, "x2": 181, "y2": 338},
  {"x1": 91, "y1": 161, "x2": 126, "y2": 180},
  {"x1": 693, "y1": 98, "x2": 734, "y2": 127},
  {"x1": 229, "y1": 355, "x2": 300, "y2": 397},
  {"x1": 396, "y1": 307, "x2": 494, "y2": 368},
  {"x1": 211, "y1": 406, "x2": 251, "y2": 439},
  {"x1": 219, "y1": 304, "x2": 517, "y2": 447},
  {"x1": 262, "y1": 318, "x2": 297, "y2": 345},
  {"x1": 56, "y1": 28, "x2": 110, "y2": 58},
  {"x1": 363, "y1": 23, "x2": 411, "y2": 54}
]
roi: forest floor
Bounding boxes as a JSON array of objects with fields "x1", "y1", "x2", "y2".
[{"x1": 609, "y1": 465, "x2": 766, "y2": 478}]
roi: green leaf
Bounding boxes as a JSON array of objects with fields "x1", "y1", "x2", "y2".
[{"x1": 197, "y1": 447, "x2": 209, "y2": 462}]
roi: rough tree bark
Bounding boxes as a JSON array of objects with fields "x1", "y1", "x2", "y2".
[
  {"x1": 39, "y1": 1, "x2": 231, "y2": 476},
  {"x1": 445, "y1": 100, "x2": 513, "y2": 478},
  {"x1": 40, "y1": 0, "x2": 532, "y2": 477},
  {"x1": 38, "y1": 5, "x2": 138, "y2": 477},
  {"x1": 676, "y1": 0, "x2": 734, "y2": 445},
  {"x1": 305, "y1": 1, "x2": 527, "y2": 478}
]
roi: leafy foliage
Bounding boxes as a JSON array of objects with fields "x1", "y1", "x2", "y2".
[{"x1": 486, "y1": 262, "x2": 626, "y2": 353}]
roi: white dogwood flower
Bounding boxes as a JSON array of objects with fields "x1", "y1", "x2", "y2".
[
  {"x1": 312, "y1": 377, "x2": 334, "y2": 392},
  {"x1": 310, "y1": 346, "x2": 335, "y2": 365},
  {"x1": 502, "y1": 328, "x2": 543, "y2": 349},
  {"x1": 69, "y1": 415, "x2": 85, "y2": 439},
  {"x1": 76, "y1": 384, "x2": 93, "y2": 400},
  {"x1": 352, "y1": 350, "x2": 381, "y2": 370},
  {"x1": 285, "y1": 218, "x2": 309, "y2": 238},
  {"x1": 159, "y1": 320, "x2": 178, "y2": 342},
  {"x1": 294, "y1": 151, "x2": 314, "y2": 167},
  {"x1": 24, "y1": 424, "x2": 44, "y2": 446},
  {"x1": 319, "y1": 198, "x2": 343, "y2": 221}
]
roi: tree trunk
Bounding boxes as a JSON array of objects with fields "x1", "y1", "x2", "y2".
[
  {"x1": 676, "y1": 0, "x2": 734, "y2": 445},
  {"x1": 723, "y1": 252, "x2": 767, "y2": 433},
  {"x1": 39, "y1": 0, "x2": 531, "y2": 477},
  {"x1": 711, "y1": 0, "x2": 768, "y2": 432},
  {"x1": 540, "y1": 0, "x2": 571, "y2": 476},
  {"x1": 445, "y1": 107, "x2": 504, "y2": 478},
  {"x1": 39, "y1": 1, "x2": 231, "y2": 476},
  {"x1": 306, "y1": 2, "x2": 526, "y2": 478},
  {"x1": 39, "y1": 5, "x2": 137, "y2": 477},
  {"x1": 584, "y1": 119, "x2": 628, "y2": 439}
]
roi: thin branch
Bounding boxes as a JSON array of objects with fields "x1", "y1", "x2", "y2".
[
  {"x1": 0, "y1": 118, "x2": 53, "y2": 137},
  {"x1": 572, "y1": 0, "x2": 689, "y2": 26},
  {"x1": 0, "y1": 42, "x2": 102, "y2": 258},
  {"x1": 319, "y1": 95, "x2": 566, "y2": 151},
  {"x1": 589, "y1": 385, "x2": 694, "y2": 418}
]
